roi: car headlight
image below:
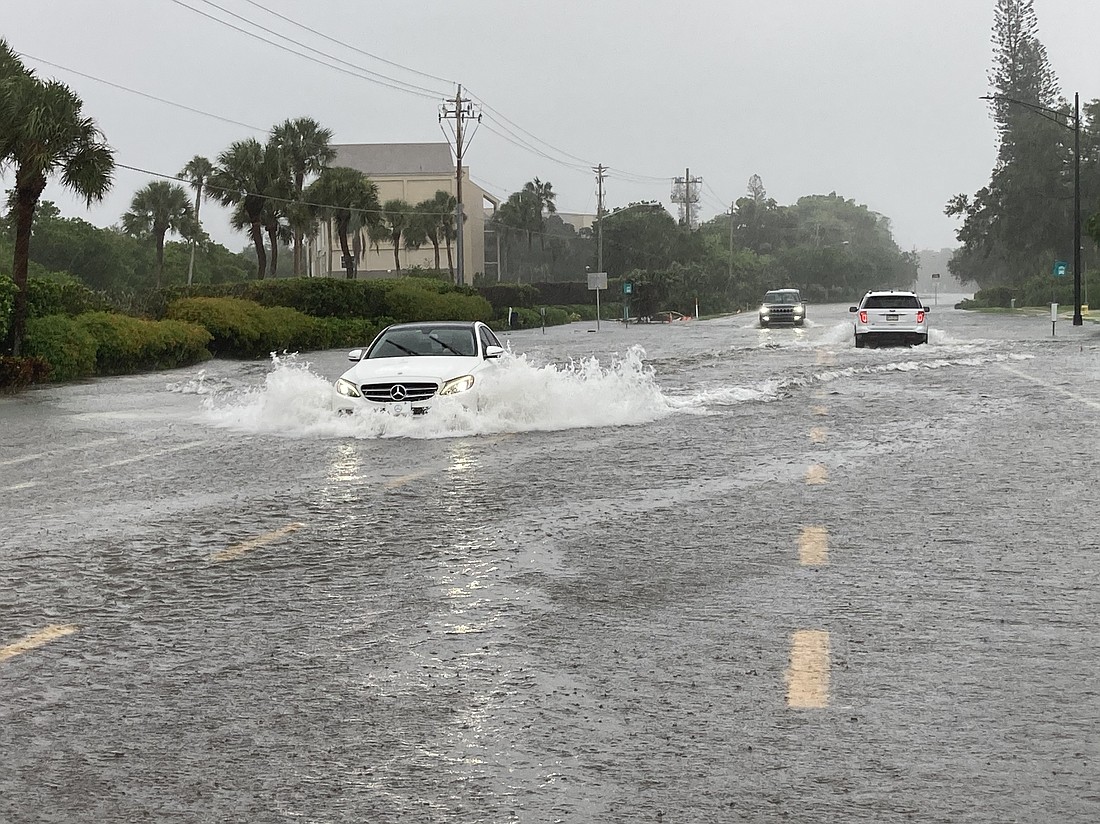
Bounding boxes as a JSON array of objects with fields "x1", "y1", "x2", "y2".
[
  {"x1": 335, "y1": 378, "x2": 361, "y2": 398},
  {"x1": 793, "y1": 307, "x2": 804, "y2": 315},
  {"x1": 439, "y1": 375, "x2": 475, "y2": 395}
]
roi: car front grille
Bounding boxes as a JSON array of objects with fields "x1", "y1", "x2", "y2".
[
  {"x1": 361, "y1": 381, "x2": 439, "y2": 403},
  {"x1": 769, "y1": 306, "x2": 795, "y2": 316}
]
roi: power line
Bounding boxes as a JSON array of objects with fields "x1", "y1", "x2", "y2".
[{"x1": 169, "y1": 0, "x2": 444, "y2": 100}]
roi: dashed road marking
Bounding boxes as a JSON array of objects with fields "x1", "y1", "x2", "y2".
[
  {"x1": 77, "y1": 440, "x2": 207, "y2": 472},
  {"x1": 0, "y1": 437, "x2": 120, "y2": 467},
  {"x1": 805, "y1": 464, "x2": 829, "y2": 485},
  {"x1": 1001, "y1": 365, "x2": 1100, "y2": 410},
  {"x1": 1, "y1": 481, "x2": 39, "y2": 492},
  {"x1": 815, "y1": 351, "x2": 837, "y2": 366},
  {"x1": 786, "y1": 630, "x2": 830, "y2": 708},
  {"x1": 798, "y1": 526, "x2": 829, "y2": 565},
  {"x1": 811, "y1": 405, "x2": 829, "y2": 416},
  {"x1": 210, "y1": 522, "x2": 304, "y2": 563},
  {"x1": 384, "y1": 468, "x2": 436, "y2": 489},
  {"x1": 0, "y1": 624, "x2": 79, "y2": 663},
  {"x1": 809, "y1": 426, "x2": 827, "y2": 444}
]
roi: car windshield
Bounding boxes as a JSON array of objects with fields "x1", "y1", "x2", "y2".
[
  {"x1": 862, "y1": 294, "x2": 922, "y2": 309},
  {"x1": 367, "y1": 326, "x2": 477, "y2": 358},
  {"x1": 764, "y1": 291, "x2": 800, "y2": 304}
]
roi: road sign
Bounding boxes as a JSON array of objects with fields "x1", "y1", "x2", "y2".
[
  {"x1": 1053, "y1": 260, "x2": 1068, "y2": 277},
  {"x1": 623, "y1": 280, "x2": 633, "y2": 295},
  {"x1": 587, "y1": 272, "x2": 608, "y2": 290}
]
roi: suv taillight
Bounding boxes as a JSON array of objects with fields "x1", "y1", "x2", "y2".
[
  {"x1": 917, "y1": 310, "x2": 925, "y2": 323},
  {"x1": 859, "y1": 311, "x2": 868, "y2": 323}
]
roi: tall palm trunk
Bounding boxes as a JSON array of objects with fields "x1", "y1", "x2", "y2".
[
  {"x1": 250, "y1": 221, "x2": 267, "y2": 279},
  {"x1": 186, "y1": 181, "x2": 203, "y2": 286},
  {"x1": 266, "y1": 222, "x2": 280, "y2": 277},
  {"x1": 339, "y1": 229, "x2": 354, "y2": 279},
  {"x1": 293, "y1": 171, "x2": 304, "y2": 276},
  {"x1": 392, "y1": 233, "x2": 401, "y2": 273},
  {"x1": 432, "y1": 237, "x2": 441, "y2": 271},
  {"x1": 154, "y1": 229, "x2": 165, "y2": 289},
  {"x1": 6, "y1": 173, "x2": 46, "y2": 356},
  {"x1": 445, "y1": 238, "x2": 454, "y2": 282}
]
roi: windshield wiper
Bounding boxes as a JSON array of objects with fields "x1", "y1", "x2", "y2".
[
  {"x1": 429, "y1": 335, "x2": 463, "y2": 356},
  {"x1": 385, "y1": 340, "x2": 419, "y2": 356}
]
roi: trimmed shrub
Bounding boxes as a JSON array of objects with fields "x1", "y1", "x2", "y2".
[
  {"x1": 376, "y1": 280, "x2": 492, "y2": 323},
  {"x1": 23, "y1": 315, "x2": 98, "y2": 382},
  {"x1": 0, "y1": 355, "x2": 52, "y2": 391},
  {"x1": 73, "y1": 311, "x2": 212, "y2": 375}
]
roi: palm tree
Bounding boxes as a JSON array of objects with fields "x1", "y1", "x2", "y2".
[
  {"x1": 368, "y1": 198, "x2": 413, "y2": 273},
  {"x1": 303, "y1": 166, "x2": 381, "y2": 279},
  {"x1": 121, "y1": 181, "x2": 194, "y2": 288},
  {"x1": 207, "y1": 138, "x2": 280, "y2": 278},
  {"x1": 432, "y1": 191, "x2": 458, "y2": 281},
  {"x1": 523, "y1": 177, "x2": 557, "y2": 249},
  {"x1": 272, "y1": 117, "x2": 335, "y2": 276},
  {"x1": 0, "y1": 40, "x2": 114, "y2": 356},
  {"x1": 407, "y1": 193, "x2": 454, "y2": 273},
  {"x1": 178, "y1": 155, "x2": 213, "y2": 285}
]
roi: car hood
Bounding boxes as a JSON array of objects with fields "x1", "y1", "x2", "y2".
[{"x1": 339, "y1": 355, "x2": 482, "y2": 384}]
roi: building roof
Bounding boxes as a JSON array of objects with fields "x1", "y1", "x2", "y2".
[{"x1": 332, "y1": 143, "x2": 455, "y2": 177}]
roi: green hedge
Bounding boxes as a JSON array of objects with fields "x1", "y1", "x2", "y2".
[
  {"x1": 165, "y1": 296, "x2": 388, "y2": 358},
  {"x1": 73, "y1": 311, "x2": 213, "y2": 375},
  {"x1": 23, "y1": 315, "x2": 98, "y2": 382},
  {"x1": 0, "y1": 276, "x2": 15, "y2": 343},
  {"x1": 21, "y1": 312, "x2": 214, "y2": 382},
  {"x1": 28, "y1": 275, "x2": 110, "y2": 318}
]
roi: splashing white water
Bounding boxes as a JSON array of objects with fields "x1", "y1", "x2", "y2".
[{"x1": 199, "y1": 348, "x2": 687, "y2": 439}]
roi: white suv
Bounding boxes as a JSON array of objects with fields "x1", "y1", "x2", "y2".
[{"x1": 849, "y1": 290, "x2": 929, "y2": 348}]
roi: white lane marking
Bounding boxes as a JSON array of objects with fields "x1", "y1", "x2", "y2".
[
  {"x1": 383, "y1": 468, "x2": 435, "y2": 489},
  {"x1": 809, "y1": 426, "x2": 827, "y2": 444},
  {"x1": 811, "y1": 405, "x2": 829, "y2": 417},
  {"x1": 210, "y1": 523, "x2": 304, "y2": 563},
  {"x1": 1001, "y1": 365, "x2": 1100, "y2": 410},
  {"x1": 786, "y1": 630, "x2": 831, "y2": 708},
  {"x1": 0, "y1": 437, "x2": 120, "y2": 468},
  {"x1": 815, "y1": 351, "x2": 837, "y2": 366},
  {"x1": 0, "y1": 624, "x2": 79, "y2": 663},
  {"x1": 799, "y1": 526, "x2": 829, "y2": 566},
  {"x1": 75, "y1": 441, "x2": 206, "y2": 472},
  {"x1": 0, "y1": 481, "x2": 39, "y2": 492},
  {"x1": 805, "y1": 464, "x2": 829, "y2": 485}
]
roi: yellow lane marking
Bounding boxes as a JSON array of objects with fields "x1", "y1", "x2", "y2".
[
  {"x1": 786, "y1": 630, "x2": 831, "y2": 708},
  {"x1": 384, "y1": 468, "x2": 435, "y2": 489},
  {"x1": 0, "y1": 624, "x2": 79, "y2": 663},
  {"x1": 815, "y1": 351, "x2": 837, "y2": 366},
  {"x1": 811, "y1": 405, "x2": 829, "y2": 416},
  {"x1": 805, "y1": 464, "x2": 829, "y2": 485},
  {"x1": 809, "y1": 426, "x2": 827, "y2": 444},
  {"x1": 210, "y1": 522, "x2": 303, "y2": 563},
  {"x1": 798, "y1": 526, "x2": 829, "y2": 565}
]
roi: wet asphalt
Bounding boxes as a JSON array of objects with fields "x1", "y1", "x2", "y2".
[{"x1": 2, "y1": 298, "x2": 1099, "y2": 823}]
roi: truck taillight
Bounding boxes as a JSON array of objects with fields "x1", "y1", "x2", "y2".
[
  {"x1": 917, "y1": 310, "x2": 925, "y2": 323},
  {"x1": 859, "y1": 311, "x2": 868, "y2": 323}
]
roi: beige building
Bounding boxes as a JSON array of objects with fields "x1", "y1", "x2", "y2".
[{"x1": 308, "y1": 142, "x2": 498, "y2": 282}]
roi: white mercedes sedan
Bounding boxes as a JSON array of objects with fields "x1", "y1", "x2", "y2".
[{"x1": 333, "y1": 320, "x2": 504, "y2": 416}]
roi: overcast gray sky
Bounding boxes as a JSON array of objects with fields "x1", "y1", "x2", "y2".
[{"x1": 3, "y1": 0, "x2": 1097, "y2": 255}]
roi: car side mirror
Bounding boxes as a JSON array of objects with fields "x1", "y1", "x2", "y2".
[
  {"x1": 923, "y1": 306, "x2": 931, "y2": 312},
  {"x1": 484, "y1": 345, "x2": 504, "y2": 359},
  {"x1": 347, "y1": 348, "x2": 364, "y2": 361},
  {"x1": 848, "y1": 306, "x2": 858, "y2": 313}
]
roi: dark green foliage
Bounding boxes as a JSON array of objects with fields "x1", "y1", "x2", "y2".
[
  {"x1": 0, "y1": 355, "x2": 51, "y2": 391},
  {"x1": 0, "y1": 276, "x2": 14, "y2": 343},
  {"x1": 23, "y1": 315, "x2": 98, "y2": 382},
  {"x1": 27, "y1": 275, "x2": 110, "y2": 318},
  {"x1": 475, "y1": 282, "x2": 541, "y2": 312}
]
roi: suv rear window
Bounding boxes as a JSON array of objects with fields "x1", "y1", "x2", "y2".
[{"x1": 862, "y1": 295, "x2": 921, "y2": 309}]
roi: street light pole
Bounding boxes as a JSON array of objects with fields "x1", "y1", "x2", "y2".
[{"x1": 981, "y1": 92, "x2": 1083, "y2": 325}]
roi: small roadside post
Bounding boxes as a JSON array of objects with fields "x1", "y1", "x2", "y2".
[
  {"x1": 623, "y1": 279, "x2": 633, "y2": 325},
  {"x1": 587, "y1": 270, "x2": 607, "y2": 331},
  {"x1": 540, "y1": 306, "x2": 546, "y2": 334},
  {"x1": 1051, "y1": 302, "x2": 1058, "y2": 337},
  {"x1": 932, "y1": 272, "x2": 940, "y2": 306}
]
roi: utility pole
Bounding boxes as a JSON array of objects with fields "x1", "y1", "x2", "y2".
[
  {"x1": 594, "y1": 164, "x2": 607, "y2": 273},
  {"x1": 439, "y1": 85, "x2": 480, "y2": 286},
  {"x1": 728, "y1": 201, "x2": 735, "y2": 279},
  {"x1": 671, "y1": 168, "x2": 702, "y2": 229}
]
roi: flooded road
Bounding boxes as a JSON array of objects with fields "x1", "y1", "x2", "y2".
[{"x1": 3, "y1": 298, "x2": 1100, "y2": 822}]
